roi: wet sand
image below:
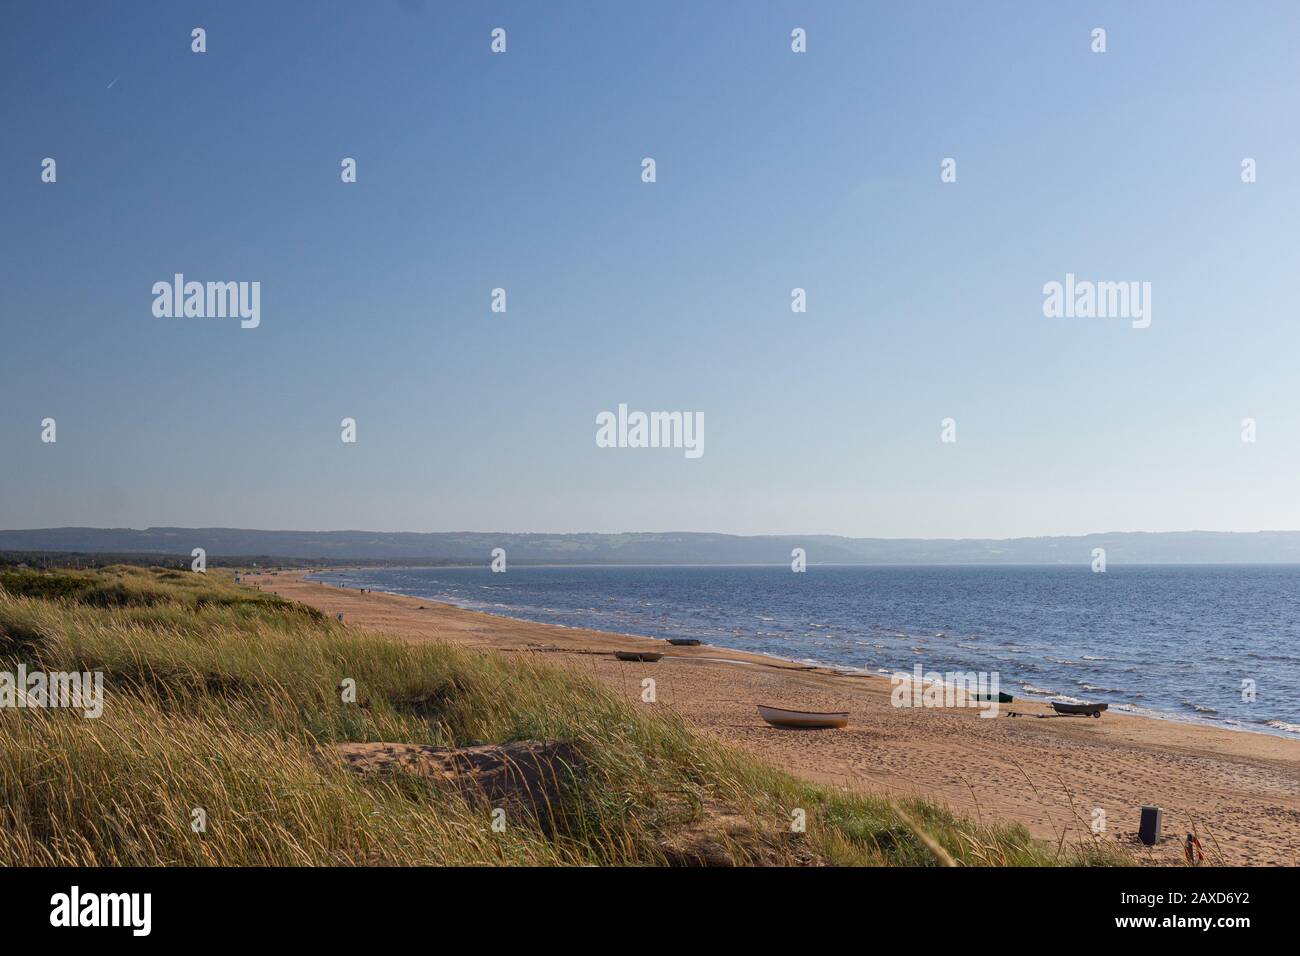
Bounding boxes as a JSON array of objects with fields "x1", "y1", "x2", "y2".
[{"x1": 251, "y1": 570, "x2": 1300, "y2": 865}]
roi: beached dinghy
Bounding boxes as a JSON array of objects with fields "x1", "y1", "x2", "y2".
[
  {"x1": 757, "y1": 704, "x2": 849, "y2": 729},
  {"x1": 666, "y1": 638, "x2": 701, "y2": 646},
  {"x1": 614, "y1": 651, "x2": 663, "y2": 662},
  {"x1": 1052, "y1": 701, "x2": 1107, "y2": 718},
  {"x1": 972, "y1": 692, "x2": 1014, "y2": 703}
]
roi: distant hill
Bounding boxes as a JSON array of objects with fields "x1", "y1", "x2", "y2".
[{"x1": 3, "y1": 527, "x2": 1300, "y2": 565}]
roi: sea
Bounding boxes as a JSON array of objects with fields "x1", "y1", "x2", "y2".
[{"x1": 306, "y1": 564, "x2": 1300, "y2": 739}]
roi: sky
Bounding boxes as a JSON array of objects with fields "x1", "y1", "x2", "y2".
[{"x1": 3, "y1": 1, "x2": 1299, "y2": 539}]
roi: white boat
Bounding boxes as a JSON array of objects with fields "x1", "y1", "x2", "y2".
[{"x1": 757, "y1": 704, "x2": 849, "y2": 729}]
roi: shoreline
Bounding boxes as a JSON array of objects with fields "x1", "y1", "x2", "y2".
[
  {"x1": 256, "y1": 570, "x2": 1300, "y2": 865},
  {"x1": 302, "y1": 569, "x2": 1300, "y2": 743}
]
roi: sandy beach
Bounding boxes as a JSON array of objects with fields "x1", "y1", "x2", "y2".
[{"x1": 256, "y1": 571, "x2": 1300, "y2": 865}]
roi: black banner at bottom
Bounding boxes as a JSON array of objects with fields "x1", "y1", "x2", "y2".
[{"x1": 0, "y1": 865, "x2": 1277, "y2": 941}]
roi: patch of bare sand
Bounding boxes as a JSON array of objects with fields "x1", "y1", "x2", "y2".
[
  {"x1": 256, "y1": 570, "x2": 1300, "y2": 865},
  {"x1": 330, "y1": 740, "x2": 577, "y2": 818}
]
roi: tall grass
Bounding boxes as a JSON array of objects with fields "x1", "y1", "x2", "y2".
[{"x1": 0, "y1": 565, "x2": 1125, "y2": 866}]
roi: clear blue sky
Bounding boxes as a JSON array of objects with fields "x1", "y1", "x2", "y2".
[{"x1": 3, "y1": 1, "x2": 1298, "y2": 538}]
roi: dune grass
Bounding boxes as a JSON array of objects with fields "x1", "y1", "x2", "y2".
[{"x1": 0, "y1": 565, "x2": 1127, "y2": 866}]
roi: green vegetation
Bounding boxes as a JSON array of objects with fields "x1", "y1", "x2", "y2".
[{"x1": 0, "y1": 566, "x2": 1126, "y2": 866}]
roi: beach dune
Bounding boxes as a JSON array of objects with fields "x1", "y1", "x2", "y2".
[{"x1": 266, "y1": 572, "x2": 1300, "y2": 866}]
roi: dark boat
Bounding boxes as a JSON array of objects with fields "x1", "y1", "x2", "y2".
[
  {"x1": 972, "y1": 692, "x2": 1014, "y2": 703},
  {"x1": 666, "y1": 638, "x2": 701, "y2": 646},
  {"x1": 614, "y1": 651, "x2": 663, "y2": 662},
  {"x1": 1052, "y1": 701, "x2": 1108, "y2": 718}
]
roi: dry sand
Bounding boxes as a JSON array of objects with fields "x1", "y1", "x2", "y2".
[{"x1": 253, "y1": 570, "x2": 1300, "y2": 865}]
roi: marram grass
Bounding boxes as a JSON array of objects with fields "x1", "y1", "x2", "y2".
[{"x1": 0, "y1": 565, "x2": 1128, "y2": 866}]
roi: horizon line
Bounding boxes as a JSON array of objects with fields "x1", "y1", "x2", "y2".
[{"x1": 6, "y1": 526, "x2": 1300, "y2": 542}]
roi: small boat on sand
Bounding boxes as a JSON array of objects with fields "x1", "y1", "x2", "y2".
[
  {"x1": 757, "y1": 704, "x2": 849, "y2": 729},
  {"x1": 972, "y1": 692, "x2": 1014, "y2": 703},
  {"x1": 614, "y1": 651, "x2": 663, "y2": 662},
  {"x1": 1052, "y1": 701, "x2": 1107, "y2": 718},
  {"x1": 666, "y1": 638, "x2": 701, "y2": 646}
]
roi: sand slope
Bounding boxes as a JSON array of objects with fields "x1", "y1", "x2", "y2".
[{"x1": 257, "y1": 571, "x2": 1300, "y2": 865}]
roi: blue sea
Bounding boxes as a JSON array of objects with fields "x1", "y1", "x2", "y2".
[{"x1": 307, "y1": 564, "x2": 1300, "y2": 739}]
